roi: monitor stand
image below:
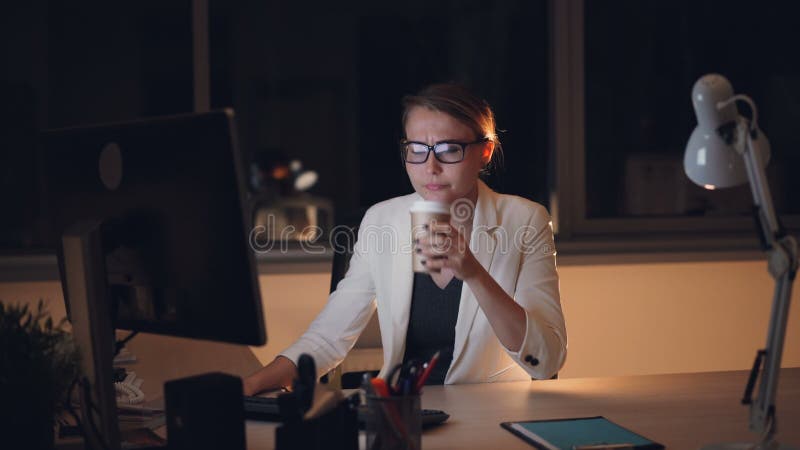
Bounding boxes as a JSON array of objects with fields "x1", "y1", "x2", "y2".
[{"x1": 62, "y1": 220, "x2": 121, "y2": 450}]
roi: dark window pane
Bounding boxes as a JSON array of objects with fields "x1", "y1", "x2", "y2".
[
  {"x1": 584, "y1": 0, "x2": 800, "y2": 219},
  {"x1": 211, "y1": 1, "x2": 550, "y2": 214}
]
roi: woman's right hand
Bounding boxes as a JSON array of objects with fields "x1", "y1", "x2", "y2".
[
  {"x1": 242, "y1": 355, "x2": 299, "y2": 396},
  {"x1": 242, "y1": 374, "x2": 260, "y2": 397}
]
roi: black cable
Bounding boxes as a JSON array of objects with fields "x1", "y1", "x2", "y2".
[
  {"x1": 114, "y1": 330, "x2": 139, "y2": 357},
  {"x1": 742, "y1": 349, "x2": 766, "y2": 405},
  {"x1": 64, "y1": 376, "x2": 83, "y2": 432},
  {"x1": 80, "y1": 377, "x2": 113, "y2": 450}
]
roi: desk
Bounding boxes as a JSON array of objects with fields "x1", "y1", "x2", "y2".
[{"x1": 244, "y1": 368, "x2": 800, "y2": 449}]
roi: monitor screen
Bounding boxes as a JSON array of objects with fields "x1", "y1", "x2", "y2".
[{"x1": 42, "y1": 110, "x2": 266, "y2": 346}]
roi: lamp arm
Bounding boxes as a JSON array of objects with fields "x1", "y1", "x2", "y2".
[
  {"x1": 740, "y1": 130, "x2": 799, "y2": 444},
  {"x1": 718, "y1": 94, "x2": 760, "y2": 134}
]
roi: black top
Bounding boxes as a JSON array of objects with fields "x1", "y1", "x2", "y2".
[{"x1": 402, "y1": 272, "x2": 463, "y2": 385}]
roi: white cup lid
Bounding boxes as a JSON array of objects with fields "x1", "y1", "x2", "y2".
[{"x1": 410, "y1": 200, "x2": 450, "y2": 214}]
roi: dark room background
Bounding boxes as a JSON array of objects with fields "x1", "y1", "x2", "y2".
[
  {"x1": 2, "y1": 1, "x2": 800, "y2": 252},
  {"x1": 0, "y1": 0, "x2": 549, "y2": 251}
]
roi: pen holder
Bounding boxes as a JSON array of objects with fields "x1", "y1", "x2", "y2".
[
  {"x1": 365, "y1": 394, "x2": 422, "y2": 450},
  {"x1": 275, "y1": 394, "x2": 358, "y2": 450}
]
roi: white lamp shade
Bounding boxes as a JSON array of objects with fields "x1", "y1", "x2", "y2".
[
  {"x1": 684, "y1": 125, "x2": 770, "y2": 189},
  {"x1": 683, "y1": 74, "x2": 770, "y2": 189}
]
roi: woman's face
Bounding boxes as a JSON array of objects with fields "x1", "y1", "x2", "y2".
[{"x1": 403, "y1": 106, "x2": 492, "y2": 205}]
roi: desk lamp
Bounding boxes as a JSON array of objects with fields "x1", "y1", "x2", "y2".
[{"x1": 685, "y1": 74, "x2": 798, "y2": 449}]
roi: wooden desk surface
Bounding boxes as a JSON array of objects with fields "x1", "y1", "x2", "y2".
[{"x1": 245, "y1": 368, "x2": 800, "y2": 450}]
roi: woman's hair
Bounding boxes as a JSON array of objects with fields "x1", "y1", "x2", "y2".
[{"x1": 401, "y1": 82, "x2": 503, "y2": 172}]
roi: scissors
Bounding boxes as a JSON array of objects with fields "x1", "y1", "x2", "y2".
[{"x1": 386, "y1": 360, "x2": 422, "y2": 395}]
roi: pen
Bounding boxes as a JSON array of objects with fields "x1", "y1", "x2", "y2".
[
  {"x1": 405, "y1": 364, "x2": 419, "y2": 395},
  {"x1": 401, "y1": 378, "x2": 412, "y2": 396},
  {"x1": 414, "y1": 350, "x2": 440, "y2": 393},
  {"x1": 386, "y1": 360, "x2": 419, "y2": 395}
]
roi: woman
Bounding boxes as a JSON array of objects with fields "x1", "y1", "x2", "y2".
[{"x1": 243, "y1": 83, "x2": 566, "y2": 395}]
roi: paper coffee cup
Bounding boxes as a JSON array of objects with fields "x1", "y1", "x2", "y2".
[{"x1": 410, "y1": 200, "x2": 450, "y2": 273}]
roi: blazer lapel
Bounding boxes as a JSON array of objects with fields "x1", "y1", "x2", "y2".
[
  {"x1": 385, "y1": 194, "x2": 417, "y2": 375},
  {"x1": 449, "y1": 181, "x2": 499, "y2": 374}
]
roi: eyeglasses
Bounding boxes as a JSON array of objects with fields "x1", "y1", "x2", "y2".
[{"x1": 400, "y1": 138, "x2": 489, "y2": 164}]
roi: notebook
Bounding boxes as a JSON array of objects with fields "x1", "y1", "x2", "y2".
[{"x1": 501, "y1": 416, "x2": 664, "y2": 450}]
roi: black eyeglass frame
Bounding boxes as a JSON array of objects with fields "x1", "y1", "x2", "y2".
[{"x1": 399, "y1": 138, "x2": 489, "y2": 164}]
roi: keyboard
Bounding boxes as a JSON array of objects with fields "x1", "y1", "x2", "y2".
[
  {"x1": 243, "y1": 395, "x2": 450, "y2": 428},
  {"x1": 243, "y1": 395, "x2": 283, "y2": 422}
]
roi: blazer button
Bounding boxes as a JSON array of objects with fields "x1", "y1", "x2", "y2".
[{"x1": 524, "y1": 355, "x2": 539, "y2": 366}]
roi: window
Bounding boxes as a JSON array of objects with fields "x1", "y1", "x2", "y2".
[
  {"x1": 8, "y1": 1, "x2": 792, "y2": 257},
  {"x1": 3, "y1": 1, "x2": 551, "y2": 252},
  {"x1": 209, "y1": 0, "x2": 550, "y2": 215},
  {"x1": 553, "y1": 0, "x2": 800, "y2": 245}
]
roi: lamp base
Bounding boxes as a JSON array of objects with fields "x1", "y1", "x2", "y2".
[{"x1": 701, "y1": 442, "x2": 797, "y2": 450}]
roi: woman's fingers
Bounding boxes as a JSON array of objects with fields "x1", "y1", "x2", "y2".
[
  {"x1": 413, "y1": 222, "x2": 478, "y2": 279},
  {"x1": 415, "y1": 224, "x2": 468, "y2": 272},
  {"x1": 429, "y1": 222, "x2": 453, "y2": 235},
  {"x1": 416, "y1": 232, "x2": 459, "y2": 250},
  {"x1": 420, "y1": 254, "x2": 447, "y2": 273}
]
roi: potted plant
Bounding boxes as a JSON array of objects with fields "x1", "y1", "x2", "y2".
[{"x1": 0, "y1": 300, "x2": 80, "y2": 450}]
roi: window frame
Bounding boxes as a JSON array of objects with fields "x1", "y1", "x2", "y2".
[{"x1": 549, "y1": 0, "x2": 800, "y2": 253}]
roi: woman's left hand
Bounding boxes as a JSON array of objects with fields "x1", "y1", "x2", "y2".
[{"x1": 415, "y1": 221, "x2": 482, "y2": 280}]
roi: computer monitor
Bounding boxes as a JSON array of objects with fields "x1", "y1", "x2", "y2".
[{"x1": 41, "y1": 110, "x2": 265, "y2": 449}]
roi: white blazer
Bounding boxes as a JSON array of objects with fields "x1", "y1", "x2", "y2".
[{"x1": 280, "y1": 180, "x2": 567, "y2": 383}]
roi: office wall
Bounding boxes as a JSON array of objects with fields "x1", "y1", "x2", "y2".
[
  {"x1": 558, "y1": 260, "x2": 800, "y2": 378},
  {"x1": 252, "y1": 259, "x2": 800, "y2": 378},
  {"x1": 1, "y1": 258, "x2": 798, "y2": 379}
]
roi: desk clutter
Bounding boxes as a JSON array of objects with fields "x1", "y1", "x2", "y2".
[
  {"x1": 243, "y1": 395, "x2": 450, "y2": 429},
  {"x1": 59, "y1": 366, "x2": 164, "y2": 445},
  {"x1": 55, "y1": 367, "x2": 800, "y2": 449},
  {"x1": 61, "y1": 351, "x2": 449, "y2": 450},
  {"x1": 164, "y1": 373, "x2": 246, "y2": 450},
  {"x1": 273, "y1": 354, "x2": 359, "y2": 450},
  {"x1": 113, "y1": 368, "x2": 145, "y2": 405},
  {"x1": 270, "y1": 353, "x2": 451, "y2": 450}
]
